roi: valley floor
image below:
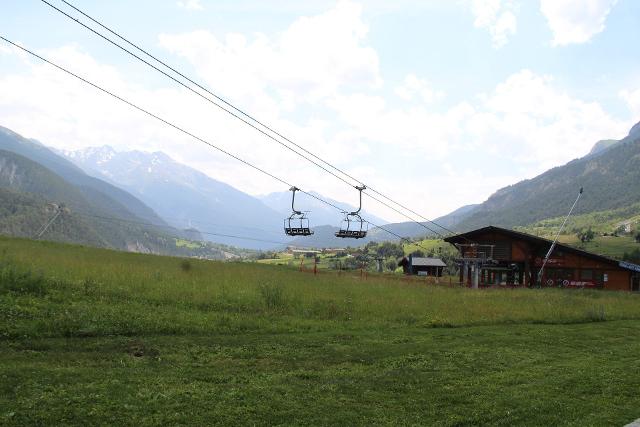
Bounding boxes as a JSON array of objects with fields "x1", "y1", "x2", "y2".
[{"x1": 2, "y1": 236, "x2": 640, "y2": 426}]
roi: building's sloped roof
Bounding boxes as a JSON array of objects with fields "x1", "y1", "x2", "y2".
[
  {"x1": 444, "y1": 225, "x2": 640, "y2": 272},
  {"x1": 411, "y1": 257, "x2": 446, "y2": 267}
]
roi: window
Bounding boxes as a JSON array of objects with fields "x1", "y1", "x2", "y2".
[{"x1": 580, "y1": 269, "x2": 593, "y2": 280}]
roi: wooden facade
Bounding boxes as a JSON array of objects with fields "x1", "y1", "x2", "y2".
[{"x1": 444, "y1": 226, "x2": 640, "y2": 291}]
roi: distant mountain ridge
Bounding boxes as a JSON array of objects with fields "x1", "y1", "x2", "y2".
[
  {"x1": 0, "y1": 126, "x2": 233, "y2": 258},
  {"x1": 61, "y1": 145, "x2": 289, "y2": 249},
  {"x1": 0, "y1": 148, "x2": 177, "y2": 252},
  {"x1": 453, "y1": 120, "x2": 640, "y2": 231},
  {"x1": 5, "y1": 118, "x2": 638, "y2": 251},
  {"x1": 0, "y1": 127, "x2": 166, "y2": 227},
  {"x1": 359, "y1": 120, "x2": 640, "y2": 240},
  {"x1": 61, "y1": 146, "x2": 392, "y2": 249}
]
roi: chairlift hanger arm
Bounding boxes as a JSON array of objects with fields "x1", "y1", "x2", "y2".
[
  {"x1": 290, "y1": 186, "x2": 302, "y2": 215},
  {"x1": 351, "y1": 185, "x2": 366, "y2": 215}
]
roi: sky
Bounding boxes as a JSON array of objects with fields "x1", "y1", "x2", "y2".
[{"x1": 1, "y1": 0, "x2": 639, "y2": 223}]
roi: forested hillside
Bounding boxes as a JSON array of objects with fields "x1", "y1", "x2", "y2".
[
  {"x1": 447, "y1": 121, "x2": 640, "y2": 231},
  {"x1": 0, "y1": 127, "x2": 166, "y2": 226},
  {"x1": 0, "y1": 130, "x2": 245, "y2": 258}
]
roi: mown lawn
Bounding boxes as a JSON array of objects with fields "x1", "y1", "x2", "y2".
[{"x1": 2, "y1": 236, "x2": 640, "y2": 426}]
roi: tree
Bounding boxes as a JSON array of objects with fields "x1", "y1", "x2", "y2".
[
  {"x1": 376, "y1": 242, "x2": 404, "y2": 259},
  {"x1": 623, "y1": 248, "x2": 640, "y2": 264},
  {"x1": 386, "y1": 259, "x2": 398, "y2": 272},
  {"x1": 578, "y1": 228, "x2": 595, "y2": 243}
]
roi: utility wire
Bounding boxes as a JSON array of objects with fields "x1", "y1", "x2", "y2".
[
  {"x1": 0, "y1": 37, "x2": 329, "y2": 209},
  {"x1": 1, "y1": 36, "x2": 425, "y2": 250},
  {"x1": 79, "y1": 211, "x2": 416, "y2": 252},
  {"x1": 76, "y1": 211, "x2": 289, "y2": 246},
  {"x1": 73, "y1": 207, "x2": 412, "y2": 248},
  {"x1": 81, "y1": 211, "x2": 411, "y2": 247},
  {"x1": 140, "y1": 214, "x2": 287, "y2": 237},
  {"x1": 42, "y1": 0, "x2": 458, "y2": 240}
]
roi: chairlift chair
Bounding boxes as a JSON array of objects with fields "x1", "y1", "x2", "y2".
[
  {"x1": 335, "y1": 185, "x2": 368, "y2": 239},
  {"x1": 284, "y1": 186, "x2": 314, "y2": 236}
]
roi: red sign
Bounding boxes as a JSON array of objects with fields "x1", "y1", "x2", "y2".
[{"x1": 566, "y1": 281, "x2": 596, "y2": 288}]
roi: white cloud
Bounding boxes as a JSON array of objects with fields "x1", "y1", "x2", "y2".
[
  {"x1": 474, "y1": 69, "x2": 628, "y2": 168},
  {"x1": 395, "y1": 74, "x2": 445, "y2": 104},
  {"x1": 0, "y1": 2, "x2": 632, "y2": 223},
  {"x1": 471, "y1": 0, "x2": 517, "y2": 48},
  {"x1": 159, "y1": 0, "x2": 381, "y2": 111},
  {"x1": 620, "y1": 88, "x2": 640, "y2": 118},
  {"x1": 177, "y1": 0, "x2": 204, "y2": 11},
  {"x1": 326, "y1": 69, "x2": 628, "y2": 204},
  {"x1": 540, "y1": 0, "x2": 617, "y2": 46}
]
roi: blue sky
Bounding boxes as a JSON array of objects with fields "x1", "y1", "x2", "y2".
[{"x1": 1, "y1": 0, "x2": 639, "y2": 222}]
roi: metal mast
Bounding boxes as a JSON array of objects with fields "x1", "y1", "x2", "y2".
[{"x1": 536, "y1": 187, "x2": 583, "y2": 286}]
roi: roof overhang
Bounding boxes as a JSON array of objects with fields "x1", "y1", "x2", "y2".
[{"x1": 444, "y1": 225, "x2": 624, "y2": 267}]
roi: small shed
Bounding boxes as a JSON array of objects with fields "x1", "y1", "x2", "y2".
[{"x1": 403, "y1": 255, "x2": 446, "y2": 276}]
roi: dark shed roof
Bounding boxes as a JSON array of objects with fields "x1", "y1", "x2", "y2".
[{"x1": 444, "y1": 225, "x2": 640, "y2": 272}]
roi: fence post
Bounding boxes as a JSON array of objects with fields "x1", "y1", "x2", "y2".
[{"x1": 314, "y1": 256, "x2": 318, "y2": 275}]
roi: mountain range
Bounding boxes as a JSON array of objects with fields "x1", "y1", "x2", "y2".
[
  {"x1": 60, "y1": 145, "x2": 395, "y2": 249},
  {"x1": 0, "y1": 126, "x2": 231, "y2": 258},
  {"x1": 1, "y1": 118, "x2": 639, "y2": 251},
  {"x1": 60, "y1": 145, "x2": 290, "y2": 249},
  {"x1": 451, "y1": 120, "x2": 640, "y2": 231},
  {"x1": 370, "y1": 119, "x2": 640, "y2": 238}
]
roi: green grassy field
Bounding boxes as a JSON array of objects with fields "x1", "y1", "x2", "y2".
[
  {"x1": 2, "y1": 236, "x2": 640, "y2": 425},
  {"x1": 403, "y1": 238, "x2": 449, "y2": 255},
  {"x1": 557, "y1": 234, "x2": 639, "y2": 259}
]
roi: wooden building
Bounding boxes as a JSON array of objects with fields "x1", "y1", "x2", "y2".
[
  {"x1": 444, "y1": 226, "x2": 640, "y2": 291},
  {"x1": 399, "y1": 255, "x2": 446, "y2": 276}
]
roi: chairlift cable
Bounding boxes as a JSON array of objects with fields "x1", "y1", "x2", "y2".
[
  {"x1": 2, "y1": 35, "x2": 429, "y2": 250},
  {"x1": 38, "y1": 0, "x2": 361, "y2": 191},
  {"x1": 75, "y1": 211, "x2": 290, "y2": 246},
  {"x1": 136, "y1": 214, "x2": 286, "y2": 237},
  {"x1": 40, "y1": 0, "x2": 466, "y2": 241}
]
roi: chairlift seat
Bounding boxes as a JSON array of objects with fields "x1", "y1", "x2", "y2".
[
  {"x1": 335, "y1": 210, "x2": 368, "y2": 239},
  {"x1": 283, "y1": 187, "x2": 314, "y2": 237},
  {"x1": 335, "y1": 229, "x2": 367, "y2": 239},
  {"x1": 285, "y1": 227, "x2": 314, "y2": 236},
  {"x1": 284, "y1": 217, "x2": 314, "y2": 236}
]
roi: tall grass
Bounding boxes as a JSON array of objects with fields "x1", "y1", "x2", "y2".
[{"x1": 2, "y1": 235, "x2": 640, "y2": 340}]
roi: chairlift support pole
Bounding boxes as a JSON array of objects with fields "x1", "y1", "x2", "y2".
[
  {"x1": 537, "y1": 187, "x2": 583, "y2": 286},
  {"x1": 35, "y1": 205, "x2": 62, "y2": 240}
]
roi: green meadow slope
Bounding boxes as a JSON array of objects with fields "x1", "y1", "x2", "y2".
[{"x1": 2, "y1": 236, "x2": 640, "y2": 425}]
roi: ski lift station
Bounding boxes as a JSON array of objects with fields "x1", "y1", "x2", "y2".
[{"x1": 445, "y1": 226, "x2": 640, "y2": 291}]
